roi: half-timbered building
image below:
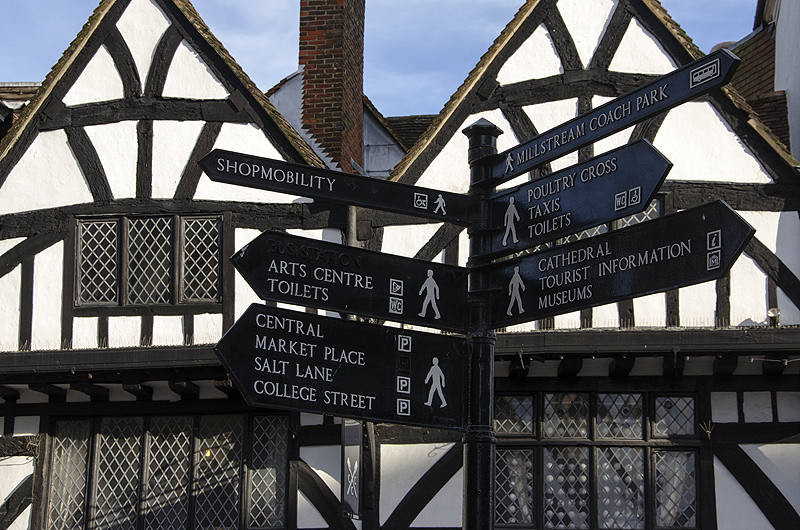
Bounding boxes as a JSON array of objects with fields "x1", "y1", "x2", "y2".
[{"x1": 1, "y1": 0, "x2": 799, "y2": 529}]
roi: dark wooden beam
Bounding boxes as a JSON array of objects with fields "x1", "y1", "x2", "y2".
[
  {"x1": 0, "y1": 386, "x2": 20, "y2": 402},
  {"x1": 713, "y1": 355, "x2": 739, "y2": 376},
  {"x1": 122, "y1": 382, "x2": 154, "y2": 401},
  {"x1": 28, "y1": 383, "x2": 67, "y2": 403},
  {"x1": 662, "y1": 352, "x2": 685, "y2": 376},
  {"x1": 69, "y1": 382, "x2": 110, "y2": 402},
  {"x1": 762, "y1": 355, "x2": 788, "y2": 376},
  {"x1": 557, "y1": 357, "x2": 583, "y2": 377},
  {"x1": 214, "y1": 378, "x2": 240, "y2": 399},
  {"x1": 608, "y1": 355, "x2": 635, "y2": 377},
  {"x1": 169, "y1": 380, "x2": 200, "y2": 400}
]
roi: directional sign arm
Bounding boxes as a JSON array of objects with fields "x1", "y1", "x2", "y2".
[
  {"x1": 488, "y1": 200, "x2": 755, "y2": 329},
  {"x1": 199, "y1": 149, "x2": 471, "y2": 226},
  {"x1": 492, "y1": 48, "x2": 740, "y2": 183},
  {"x1": 486, "y1": 139, "x2": 672, "y2": 257}
]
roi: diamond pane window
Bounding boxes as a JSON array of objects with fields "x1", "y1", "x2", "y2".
[
  {"x1": 128, "y1": 217, "x2": 173, "y2": 304},
  {"x1": 77, "y1": 220, "x2": 118, "y2": 304},
  {"x1": 655, "y1": 396, "x2": 695, "y2": 436},
  {"x1": 544, "y1": 446, "x2": 590, "y2": 528},
  {"x1": 249, "y1": 415, "x2": 289, "y2": 528},
  {"x1": 496, "y1": 449, "x2": 534, "y2": 525},
  {"x1": 194, "y1": 414, "x2": 243, "y2": 530},
  {"x1": 597, "y1": 447, "x2": 644, "y2": 529},
  {"x1": 614, "y1": 199, "x2": 662, "y2": 229},
  {"x1": 655, "y1": 451, "x2": 696, "y2": 528},
  {"x1": 93, "y1": 417, "x2": 143, "y2": 530},
  {"x1": 182, "y1": 217, "x2": 220, "y2": 302},
  {"x1": 495, "y1": 396, "x2": 534, "y2": 434},
  {"x1": 544, "y1": 393, "x2": 589, "y2": 438},
  {"x1": 76, "y1": 216, "x2": 222, "y2": 308},
  {"x1": 597, "y1": 394, "x2": 643, "y2": 439},
  {"x1": 144, "y1": 416, "x2": 192, "y2": 530},
  {"x1": 47, "y1": 420, "x2": 91, "y2": 530}
]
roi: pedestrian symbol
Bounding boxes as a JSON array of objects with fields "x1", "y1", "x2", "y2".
[
  {"x1": 424, "y1": 357, "x2": 447, "y2": 408},
  {"x1": 418, "y1": 269, "x2": 441, "y2": 319}
]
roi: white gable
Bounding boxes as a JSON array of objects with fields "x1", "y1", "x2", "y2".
[
  {"x1": 116, "y1": 0, "x2": 172, "y2": 91},
  {"x1": 0, "y1": 130, "x2": 93, "y2": 215},
  {"x1": 497, "y1": 24, "x2": 562, "y2": 85},
  {"x1": 196, "y1": 123, "x2": 295, "y2": 202},
  {"x1": 655, "y1": 101, "x2": 773, "y2": 184},
  {"x1": 557, "y1": 0, "x2": 618, "y2": 68},
  {"x1": 521, "y1": 98, "x2": 579, "y2": 171},
  {"x1": 609, "y1": 17, "x2": 677, "y2": 75},
  {"x1": 63, "y1": 44, "x2": 124, "y2": 106},
  {"x1": 152, "y1": 120, "x2": 205, "y2": 198},
  {"x1": 163, "y1": 40, "x2": 230, "y2": 100},
  {"x1": 85, "y1": 121, "x2": 138, "y2": 199}
]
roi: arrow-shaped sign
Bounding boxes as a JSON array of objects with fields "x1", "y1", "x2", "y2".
[
  {"x1": 199, "y1": 149, "x2": 471, "y2": 226},
  {"x1": 215, "y1": 304, "x2": 468, "y2": 430},
  {"x1": 487, "y1": 200, "x2": 754, "y2": 329},
  {"x1": 492, "y1": 48, "x2": 739, "y2": 184},
  {"x1": 485, "y1": 139, "x2": 671, "y2": 257},
  {"x1": 232, "y1": 230, "x2": 469, "y2": 333}
]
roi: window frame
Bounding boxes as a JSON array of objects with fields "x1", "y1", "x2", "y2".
[
  {"x1": 73, "y1": 214, "x2": 225, "y2": 316},
  {"x1": 494, "y1": 390, "x2": 700, "y2": 530},
  {"x1": 45, "y1": 413, "x2": 291, "y2": 530}
]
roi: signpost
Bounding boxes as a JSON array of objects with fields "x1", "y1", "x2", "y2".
[
  {"x1": 199, "y1": 149, "x2": 471, "y2": 226},
  {"x1": 487, "y1": 200, "x2": 754, "y2": 329},
  {"x1": 214, "y1": 303, "x2": 468, "y2": 430},
  {"x1": 491, "y1": 48, "x2": 740, "y2": 183},
  {"x1": 231, "y1": 230, "x2": 469, "y2": 333},
  {"x1": 486, "y1": 139, "x2": 671, "y2": 256}
]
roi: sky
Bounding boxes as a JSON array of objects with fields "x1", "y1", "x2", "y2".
[{"x1": 2, "y1": 0, "x2": 758, "y2": 117}]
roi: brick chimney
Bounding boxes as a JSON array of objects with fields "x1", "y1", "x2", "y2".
[{"x1": 299, "y1": 0, "x2": 365, "y2": 173}]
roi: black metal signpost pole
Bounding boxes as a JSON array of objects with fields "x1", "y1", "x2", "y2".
[{"x1": 463, "y1": 118, "x2": 503, "y2": 530}]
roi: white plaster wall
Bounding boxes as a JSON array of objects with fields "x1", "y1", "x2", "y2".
[
  {"x1": 655, "y1": 102, "x2": 773, "y2": 184},
  {"x1": 380, "y1": 443, "x2": 454, "y2": 526},
  {"x1": 777, "y1": 393, "x2": 800, "y2": 422},
  {"x1": 0, "y1": 130, "x2": 93, "y2": 215},
  {"x1": 714, "y1": 457, "x2": 775, "y2": 530},
  {"x1": 194, "y1": 313, "x2": 222, "y2": 344},
  {"x1": 711, "y1": 392, "x2": 739, "y2": 423},
  {"x1": 412, "y1": 468, "x2": 463, "y2": 528},
  {"x1": 528, "y1": 360, "x2": 560, "y2": 377},
  {"x1": 740, "y1": 211, "x2": 800, "y2": 282},
  {"x1": 557, "y1": 0, "x2": 617, "y2": 68},
  {"x1": 0, "y1": 265, "x2": 21, "y2": 352},
  {"x1": 108, "y1": 315, "x2": 141, "y2": 349},
  {"x1": 741, "y1": 444, "x2": 800, "y2": 515},
  {"x1": 609, "y1": 17, "x2": 677, "y2": 74},
  {"x1": 269, "y1": 72, "x2": 304, "y2": 134},
  {"x1": 152, "y1": 120, "x2": 205, "y2": 198},
  {"x1": 497, "y1": 24, "x2": 562, "y2": 85},
  {"x1": 152, "y1": 315, "x2": 183, "y2": 346},
  {"x1": 777, "y1": 286, "x2": 800, "y2": 325},
  {"x1": 0, "y1": 456, "x2": 34, "y2": 503},
  {"x1": 300, "y1": 445, "x2": 340, "y2": 500},
  {"x1": 578, "y1": 358, "x2": 613, "y2": 376},
  {"x1": 8, "y1": 506, "x2": 31, "y2": 530},
  {"x1": 555, "y1": 311, "x2": 580, "y2": 329},
  {"x1": 363, "y1": 111, "x2": 405, "y2": 178},
  {"x1": 679, "y1": 280, "x2": 716, "y2": 327},
  {"x1": 416, "y1": 109, "x2": 517, "y2": 194},
  {"x1": 592, "y1": 302, "x2": 619, "y2": 328},
  {"x1": 591, "y1": 96, "x2": 635, "y2": 156},
  {"x1": 63, "y1": 44, "x2": 124, "y2": 106},
  {"x1": 196, "y1": 123, "x2": 299, "y2": 203},
  {"x1": 742, "y1": 392, "x2": 773, "y2": 423},
  {"x1": 31, "y1": 242, "x2": 63, "y2": 351},
  {"x1": 85, "y1": 121, "x2": 138, "y2": 199},
  {"x1": 633, "y1": 292, "x2": 666, "y2": 327},
  {"x1": 72, "y1": 316, "x2": 98, "y2": 350},
  {"x1": 522, "y1": 99, "x2": 580, "y2": 171},
  {"x1": 774, "y1": 0, "x2": 800, "y2": 155},
  {"x1": 235, "y1": 228, "x2": 262, "y2": 319},
  {"x1": 298, "y1": 491, "x2": 327, "y2": 528},
  {"x1": 683, "y1": 356, "x2": 715, "y2": 376},
  {"x1": 13, "y1": 417, "x2": 40, "y2": 436},
  {"x1": 729, "y1": 254, "x2": 769, "y2": 327},
  {"x1": 116, "y1": 0, "x2": 171, "y2": 91},
  {"x1": 163, "y1": 41, "x2": 229, "y2": 100},
  {"x1": 628, "y1": 356, "x2": 663, "y2": 376},
  {"x1": 381, "y1": 223, "x2": 442, "y2": 259}
]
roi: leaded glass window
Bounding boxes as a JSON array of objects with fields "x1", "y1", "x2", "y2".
[
  {"x1": 76, "y1": 216, "x2": 221, "y2": 307},
  {"x1": 495, "y1": 392, "x2": 698, "y2": 529},
  {"x1": 46, "y1": 414, "x2": 288, "y2": 530}
]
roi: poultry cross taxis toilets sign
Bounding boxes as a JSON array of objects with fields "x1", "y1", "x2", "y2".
[{"x1": 209, "y1": 49, "x2": 746, "y2": 428}]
